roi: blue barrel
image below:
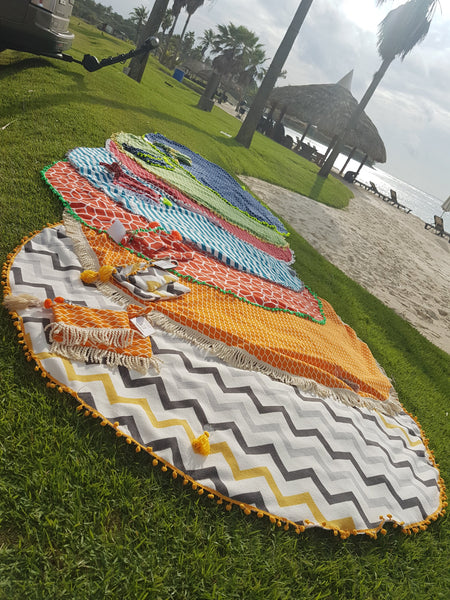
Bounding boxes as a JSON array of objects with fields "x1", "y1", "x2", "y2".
[{"x1": 172, "y1": 68, "x2": 185, "y2": 82}]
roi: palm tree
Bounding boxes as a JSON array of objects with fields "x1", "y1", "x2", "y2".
[
  {"x1": 318, "y1": 0, "x2": 438, "y2": 177},
  {"x1": 172, "y1": 0, "x2": 205, "y2": 64},
  {"x1": 179, "y1": 0, "x2": 205, "y2": 42},
  {"x1": 161, "y1": 8, "x2": 174, "y2": 35},
  {"x1": 127, "y1": 0, "x2": 170, "y2": 83},
  {"x1": 235, "y1": 0, "x2": 314, "y2": 148},
  {"x1": 197, "y1": 23, "x2": 266, "y2": 111},
  {"x1": 236, "y1": 44, "x2": 267, "y2": 101},
  {"x1": 130, "y1": 5, "x2": 150, "y2": 42},
  {"x1": 179, "y1": 30, "x2": 197, "y2": 58},
  {"x1": 159, "y1": 0, "x2": 187, "y2": 64},
  {"x1": 200, "y1": 27, "x2": 215, "y2": 57},
  {"x1": 212, "y1": 23, "x2": 261, "y2": 59}
]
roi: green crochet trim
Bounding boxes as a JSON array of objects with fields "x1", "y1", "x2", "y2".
[
  {"x1": 41, "y1": 163, "x2": 325, "y2": 324},
  {"x1": 133, "y1": 149, "x2": 176, "y2": 170},
  {"x1": 169, "y1": 269, "x2": 326, "y2": 324},
  {"x1": 152, "y1": 141, "x2": 192, "y2": 166}
]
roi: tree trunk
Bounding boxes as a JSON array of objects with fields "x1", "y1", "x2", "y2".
[
  {"x1": 318, "y1": 57, "x2": 393, "y2": 178},
  {"x1": 172, "y1": 13, "x2": 192, "y2": 65},
  {"x1": 235, "y1": 0, "x2": 314, "y2": 148},
  {"x1": 354, "y1": 154, "x2": 368, "y2": 179},
  {"x1": 127, "y1": 0, "x2": 170, "y2": 83},
  {"x1": 299, "y1": 122, "x2": 311, "y2": 144},
  {"x1": 159, "y1": 11, "x2": 181, "y2": 64},
  {"x1": 179, "y1": 13, "x2": 191, "y2": 43},
  {"x1": 197, "y1": 70, "x2": 221, "y2": 111}
]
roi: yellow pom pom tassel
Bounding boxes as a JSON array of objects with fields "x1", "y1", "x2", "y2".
[
  {"x1": 192, "y1": 431, "x2": 210, "y2": 456},
  {"x1": 80, "y1": 270, "x2": 98, "y2": 284},
  {"x1": 98, "y1": 265, "x2": 117, "y2": 282},
  {"x1": 81, "y1": 266, "x2": 116, "y2": 284}
]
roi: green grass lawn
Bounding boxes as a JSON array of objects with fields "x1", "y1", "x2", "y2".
[{"x1": 0, "y1": 19, "x2": 448, "y2": 600}]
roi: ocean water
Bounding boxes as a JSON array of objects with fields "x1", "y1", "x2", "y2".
[{"x1": 285, "y1": 127, "x2": 450, "y2": 231}]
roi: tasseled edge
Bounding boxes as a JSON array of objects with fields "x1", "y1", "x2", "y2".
[
  {"x1": 48, "y1": 341, "x2": 160, "y2": 374},
  {"x1": 148, "y1": 310, "x2": 403, "y2": 417},
  {"x1": 1, "y1": 224, "x2": 447, "y2": 540},
  {"x1": 62, "y1": 209, "x2": 101, "y2": 271},
  {"x1": 63, "y1": 211, "x2": 146, "y2": 308},
  {"x1": 46, "y1": 321, "x2": 135, "y2": 348},
  {"x1": 80, "y1": 265, "x2": 117, "y2": 284},
  {"x1": 3, "y1": 293, "x2": 44, "y2": 311}
]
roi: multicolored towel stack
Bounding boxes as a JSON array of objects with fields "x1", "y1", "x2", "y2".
[{"x1": 2, "y1": 132, "x2": 445, "y2": 538}]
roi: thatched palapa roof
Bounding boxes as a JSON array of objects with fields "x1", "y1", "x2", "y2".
[{"x1": 270, "y1": 71, "x2": 386, "y2": 163}]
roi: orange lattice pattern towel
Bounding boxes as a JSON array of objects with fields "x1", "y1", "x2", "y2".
[
  {"x1": 150, "y1": 283, "x2": 395, "y2": 406},
  {"x1": 83, "y1": 229, "x2": 144, "y2": 269}
]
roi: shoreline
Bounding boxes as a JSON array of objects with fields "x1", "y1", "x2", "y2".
[{"x1": 240, "y1": 175, "x2": 450, "y2": 355}]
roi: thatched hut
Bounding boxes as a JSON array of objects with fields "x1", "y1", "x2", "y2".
[{"x1": 269, "y1": 71, "x2": 386, "y2": 173}]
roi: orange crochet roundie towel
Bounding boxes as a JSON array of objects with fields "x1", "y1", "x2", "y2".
[{"x1": 150, "y1": 282, "x2": 396, "y2": 409}]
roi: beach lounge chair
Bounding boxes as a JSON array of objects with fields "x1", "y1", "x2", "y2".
[
  {"x1": 354, "y1": 178, "x2": 372, "y2": 190},
  {"x1": 369, "y1": 181, "x2": 389, "y2": 201},
  {"x1": 389, "y1": 189, "x2": 411, "y2": 213},
  {"x1": 425, "y1": 215, "x2": 450, "y2": 240}
]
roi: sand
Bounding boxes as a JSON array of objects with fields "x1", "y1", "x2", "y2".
[{"x1": 240, "y1": 176, "x2": 450, "y2": 355}]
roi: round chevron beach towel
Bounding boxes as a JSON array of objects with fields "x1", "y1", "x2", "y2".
[{"x1": 3, "y1": 223, "x2": 445, "y2": 539}]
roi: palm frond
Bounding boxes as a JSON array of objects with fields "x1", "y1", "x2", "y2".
[{"x1": 377, "y1": 0, "x2": 433, "y2": 61}]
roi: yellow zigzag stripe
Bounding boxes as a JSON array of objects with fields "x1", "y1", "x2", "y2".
[
  {"x1": 376, "y1": 411, "x2": 422, "y2": 447},
  {"x1": 210, "y1": 442, "x2": 355, "y2": 531},
  {"x1": 37, "y1": 352, "x2": 197, "y2": 440},
  {"x1": 37, "y1": 352, "x2": 356, "y2": 530}
]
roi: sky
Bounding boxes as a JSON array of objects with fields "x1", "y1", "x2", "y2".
[{"x1": 99, "y1": 0, "x2": 449, "y2": 200}]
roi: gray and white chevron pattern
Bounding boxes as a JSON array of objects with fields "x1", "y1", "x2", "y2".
[{"x1": 7, "y1": 225, "x2": 442, "y2": 535}]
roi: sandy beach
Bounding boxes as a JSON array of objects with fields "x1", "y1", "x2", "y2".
[{"x1": 240, "y1": 175, "x2": 450, "y2": 355}]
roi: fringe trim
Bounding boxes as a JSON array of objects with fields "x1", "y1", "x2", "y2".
[
  {"x1": 62, "y1": 210, "x2": 100, "y2": 271},
  {"x1": 148, "y1": 310, "x2": 403, "y2": 416},
  {"x1": 47, "y1": 322, "x2": 135, "y2": 348},
  {"x1": 95, "y1": 281, "x2": 139, "y2": 307},
  {"x1": 3, "y1": 293, "x2": 43, "y2": 311},
  {"x1": 49, "y1": 341, "x2": 160, "y2": 374}
]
